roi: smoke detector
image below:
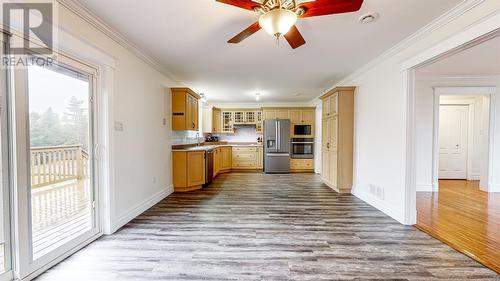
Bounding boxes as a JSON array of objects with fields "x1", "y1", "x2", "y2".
[{"x1": 359, "y1": 13, "x2": 379, "y2": 24}]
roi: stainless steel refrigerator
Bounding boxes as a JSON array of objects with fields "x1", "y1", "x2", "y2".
[{"x1": 264, "y1": 119, "x2": 291, "y2": 173}]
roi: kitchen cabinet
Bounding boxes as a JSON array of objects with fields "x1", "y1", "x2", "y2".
[
  {"x1": 171, "y1": 88, "x2": 200, "y2": 131},
  {"x1": 213, "y1": 108, "x2": 222, "y2": 133},
  {"x1": 222, "y1": 111, "x2": 234, "y2": 133},
  {"x1": 263, "y1": 108, "x2": 289, "y2": 120},
  {"x1": 290, "y1": 109, "x2": 315, "y2": 124},
  {"x1": 203, "y1": 106, "x2": 222, "y2": 133},
  {"x1": 172, "y1": 151, "x2": 205, "y2": 192},
  {"x1": 232, "y1": 146, "x2": 262, "y2": 170},
  {"x1": 221, "y1": 147, "x2": 232, "y2": 170},
  {"x1": 256, "y1": 111, "x2": 263, "y2": 133},
  {"x1": 214, "y1": 147, "x2": 232, "y2": 177},
  {"x1": 213, "y1": 148, "x2": 221, "y2": 177},
  {"x1": 263, "y1": 109, "x2": 276, "y2": 120},
  {"x1": 320, "y1": 87, "x2": 354, "y2": 193},
  {"x1": 291, "y1": 159, "x2": 314, "y2": 171}
]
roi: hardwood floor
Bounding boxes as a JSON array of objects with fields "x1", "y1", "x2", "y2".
[
  {"x1": 37, "y1": 173, "x2": 498, "y2": 280},
  {"x1": 417, "y1": 180, "x2": 500, "y2": 274}
]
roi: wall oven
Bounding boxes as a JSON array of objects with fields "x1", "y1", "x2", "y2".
[{"x1": 291, "y1": 138, "x2": 314, "y2": 159}]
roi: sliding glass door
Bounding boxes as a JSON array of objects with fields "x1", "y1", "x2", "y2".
[
  {"x1": 27, "y1": 63, "x2": 96, "y2": 260},
  {"x1": 13, "y1": 54, "x2": 100, "y2": 278},
  {"x1": 0, "y1": 33, "x2": 12, "y2": 281}
]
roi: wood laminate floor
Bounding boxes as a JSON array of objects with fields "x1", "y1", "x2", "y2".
[
  {"x1": 37, "y1": 173, "x2": 499, "y2": 280},
  {"x1": 417, "y1": 180, "x2": 500, "y2": 274}
]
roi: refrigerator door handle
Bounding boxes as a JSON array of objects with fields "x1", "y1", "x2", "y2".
[
  {"x1": 277, "y1": 121, "x2": 281, "y2": 150},
  {"x1": 266, "y1": 153, "x2": 290, "y2": 157}
]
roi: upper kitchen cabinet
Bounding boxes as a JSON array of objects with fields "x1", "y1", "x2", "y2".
[
  {"x1": 203, "y1": 106, "x2": 222, "y2": 133},
  {"x1": 171, "y1": 87, "x2": 200, "y2": 131},
  {"x1": 262, "y1": 108, "x2": 290, "y2": 120},
  {"x1": 289, "y1": 108, "x2": 315, "y2": 124}
]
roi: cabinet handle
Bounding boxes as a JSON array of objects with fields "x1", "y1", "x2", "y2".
[{"x1": 327, "y1": 143, "x2": 330, "y2": 149}]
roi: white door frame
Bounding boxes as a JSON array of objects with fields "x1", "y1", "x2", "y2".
[
  {"x1": 401, "y1": 12, "x2": 500, "y2": 225},
  {"x1": 431, "y1": 88, "x2": 496, "y2": 191}
]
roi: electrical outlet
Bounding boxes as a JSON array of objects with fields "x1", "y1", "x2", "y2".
[
  {"x1": 114, "y1": 121, "x2": 124, "y2": 132},
  {"x1": 369, "y1": 184, "x2": 384, "y2": 200}
]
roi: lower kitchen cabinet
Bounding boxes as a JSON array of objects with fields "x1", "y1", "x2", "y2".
[
  {"x1": 290, "y1": 159, "x2": 314, "y2": 172},
  {"x1": 214, "y1": 147, "x2": 233, "y2": 177},
  {"x1": 172, "y1": 151, "x2": 206, "y2": 192},
  {"x1": 221, "y1": 147, "x2": 232, "y2": 170},
  {"x1": 232, "y1": 146, "x2": 263, "y2": 170}
]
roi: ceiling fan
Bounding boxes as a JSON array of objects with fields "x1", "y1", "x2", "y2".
[{"x1": 216, "y1": 0, "x2": 364, "y2": 49}]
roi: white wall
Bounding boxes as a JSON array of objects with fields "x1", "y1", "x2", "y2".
[
  {"x1": 56, "y1": 3, "x2": 177, "y2": 233},
  {"x1": 325, "y1": 0, "x2": 500, "y2": 223}
]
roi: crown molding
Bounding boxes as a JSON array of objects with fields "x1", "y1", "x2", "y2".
[
  {"x1": 309, "y1": 0, "x2": 487, "y2": 103},
  {"x1": 57, "y1": 0, "x2": 182, "y2": 84}
]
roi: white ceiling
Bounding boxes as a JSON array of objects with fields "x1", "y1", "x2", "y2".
[
  {"x1": 417, "y1": 35, "x2": 500, "y2": 76},
  {"x1": 78, "y1": 0, "x2": 462, "y2": 103}
]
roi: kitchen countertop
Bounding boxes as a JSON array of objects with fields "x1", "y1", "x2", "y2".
[{"x1": 172, "y1": 142, "x2": 263, "y2": 152}]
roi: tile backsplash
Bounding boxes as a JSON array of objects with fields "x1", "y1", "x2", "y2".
[
  {"x1": 211, "y1": 125, "x2": 262, "y2": 142},
  {"x1": 171, "y1": 130, "x2": 203, "y2": 146}
]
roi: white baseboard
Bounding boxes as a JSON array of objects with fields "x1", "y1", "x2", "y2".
[
  {"x1": 416, "y1": 184, "x2": 434, "y2": 192},
  {"x1": 110, "y1": 185, "x2": 174, "y2": 233},
  {"x1": 467, "y1": 173, "x2": 480, "y2": 181},
  {"x1": 351, "y1": 187, "x2": 406, "y2": 225},
  {"x1": 488, "y1": 184, "x2": 500, "y2": 193}
]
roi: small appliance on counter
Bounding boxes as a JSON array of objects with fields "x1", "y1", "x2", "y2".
[{"x1": 205, "y1": 134, "x2": 219, "y2": 143}]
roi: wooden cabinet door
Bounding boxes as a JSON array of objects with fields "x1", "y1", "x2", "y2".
[
  {"x1": 263, "y1": 110, "x2": 276, "y2": 120},
  {"x1": 322, "y1": 118, "x2": 330, "y2": 151},
  {"x1": 214, "y1": 149, "x2": 221, "y2": 176},
  {"x1": 192, "y1": 95, "x2": 199, "y2": 130},
  {"x1": 321, "y1": 151, "x2": 330, "y2": 183},
  {"x1": 322, "y1": 97, "x2": 330, "y2": 118},
  {"x1": 185, "y1": 94, "x2": 193, "y2": 130},
  {"x1": 256, "y1": 147, "x2": 263, "y2": 169},
  {"x1": 330, "y1": 152, "x2": 338, "y2": 188},
  {"x1": 330, "y1": 116, "x2": 338, "y2": 152},
  {"x1": 222, "y1": 147, "x2": 232, "y2": 170},
  {"x1": 277, "y1": 109, "x2": 289, "y2": 119},
  {"x1": 289, "y1": 110, "x2": 302, "y2": 123},
  {"x1": 213, "y1": 109, "x2": 221, "y2": 132},
  {"x1": 187, "y1": 151, "x2": 205, "y2": 186},
  {"x1": 302, "y1": 110, "x2": 314, "y2": 123},
  {"x1": 329, "y1": 94, "x2": 338, "y2": 116}
]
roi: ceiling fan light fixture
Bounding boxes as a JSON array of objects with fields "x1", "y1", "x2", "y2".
[{"x1": 259, "y1": 9, "x2": 297, "y2": 38}]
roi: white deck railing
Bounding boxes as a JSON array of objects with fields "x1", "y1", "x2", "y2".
[{"x1": 30, "y1": 145, "x2": 89, "y2": 188}]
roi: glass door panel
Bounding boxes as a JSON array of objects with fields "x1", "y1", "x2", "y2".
[
  {"x1": 0, "y1": 33, "x2": 11, "y2": 277},
  {"x1": 27, "y1": 64, "x2": 95, "y2": 260}
]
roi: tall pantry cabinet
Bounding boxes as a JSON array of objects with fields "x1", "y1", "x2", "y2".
[{"x1": 320, "y1": 87, "x2": 355, "y2": 193}]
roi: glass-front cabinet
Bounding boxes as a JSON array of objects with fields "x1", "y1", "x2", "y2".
[{"x1": 222, "y1": 111, "x2": 234, "y2": 133}]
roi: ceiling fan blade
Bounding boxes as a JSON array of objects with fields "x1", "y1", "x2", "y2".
[
  {"x1": 228, "y1": 22, "x2": 261, "y2": 44},
  {"x1": 216, "y1": 0, "x2": 260, "y2": 11},
  {"x1": 284, "y1": 25, "x2": 306, "y2": 49},
  {"x1": 298, "y1": 0, "x2": 364, "y2": 18}
]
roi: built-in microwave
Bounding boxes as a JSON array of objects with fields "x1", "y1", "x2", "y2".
[{"x1": 293, "y1": 124, "x2": 313, "y2": 137}]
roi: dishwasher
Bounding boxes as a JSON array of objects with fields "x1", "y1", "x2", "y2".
[{"x1": 204, "y1": 149, "x2": 214, "y2": 187}]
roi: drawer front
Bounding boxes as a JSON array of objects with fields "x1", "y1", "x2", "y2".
[
  {"x1": 232, "y1": 162, "x2": 257, "y2": 168},
  {"x1": 291, "y1": 159, "x2": 314, "y2": 170},
  {"x1": 232, "y1": 147, "x2": 257, "y2": 152},
  {"x1": 232, "y1": 153, "x2": 256, "y2": 160}
]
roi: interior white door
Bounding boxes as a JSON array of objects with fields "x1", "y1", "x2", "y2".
[{"x1": 439, "y1": 105, "x2": 469, "y2": 179}]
